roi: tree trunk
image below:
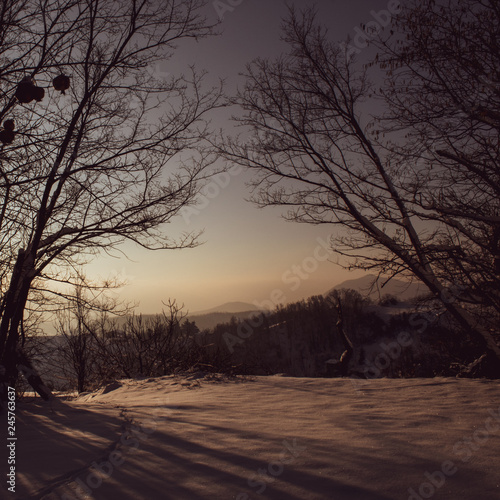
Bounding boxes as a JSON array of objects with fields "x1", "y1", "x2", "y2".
[
  {"x1": 0, "y1": 251, "x2": 53, "y2": 407},
  {"x1": 16, "y1": 349, "x2": 53, "y2": 400},
  {"x1": 415, "y1": 267, "x2": 500, "y2": 376},
  {"x1": 336, "y1": 299, "x2": 354, "y2": 377}
]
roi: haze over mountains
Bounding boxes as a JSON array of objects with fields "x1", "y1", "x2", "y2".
[
  {"x1": 184, "y1": 275, "x2": 429, "y2": 330},
  {"x1": 41, "y1": 275, "x2": 429, "y2": 334},
  {"x1": 328, "y1": 274, "x2": 429, "y2": 302},
  {"x1": 191, "y1": 301, "x2": 260, "y2": 315},
  {"x1": 198, "y1": 274, "x2": 430, "y2": 316}
]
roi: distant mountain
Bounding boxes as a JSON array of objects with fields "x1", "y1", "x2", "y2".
[
  {"x1": 187, "y1": 302, "x2": 263, "y2": 330},
  {"x1": 187, "y1": 310, "x2": 262, "y2": 331},
  {"x1": 192, "y1": 302, "x2": 261, "y2": 315},
  {"x1": 327, "y1": 274, "x2": 430, "y2": 302}
]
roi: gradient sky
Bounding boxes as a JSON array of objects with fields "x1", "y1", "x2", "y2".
[{"x1": 85, "y1": 0, "x2": 396, "y2": 314}]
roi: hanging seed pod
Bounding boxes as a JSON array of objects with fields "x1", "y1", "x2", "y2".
[
  {"x1": 3, "y1": 119, "x2": 15, "y2": 131},
  {"x1": 33, "y1": 86, "x2": 45, "y2": 102},
  {"x1": 15, "y1": 76, "x2": 45, "y2": 104},
  {"x1": 52, "y1": 74, "x2": 70, "y2": 94},
  {"x1": 0, "y1": 119, "x2": 16, "y2": 144},
  {"x1": 15, "y1": 76, "x2": 36, "y2": 103}
]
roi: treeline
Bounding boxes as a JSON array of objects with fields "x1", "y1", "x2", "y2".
[
  {"x1": 24, "y1": 288, "x2": 495, "y2": 395},
  {"x1": 196, "y1": 290, "x2": 485, "y2": 379},
  {"x1": 25, "y1": 301, "x2": 205, "y2": 394}
]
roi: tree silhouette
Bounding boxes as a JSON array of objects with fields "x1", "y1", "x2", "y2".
[
  {"x1": 221, "y1": 3, "x2": 500, "y2": 374},
  {"x1": 0, "y1": 0, "x2": 224, "y2": 406}
]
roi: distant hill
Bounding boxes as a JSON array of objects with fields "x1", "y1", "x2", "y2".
[
  {"x1": 101, "y1": 305, "x2": 263, "y2": 332},
  {"x1": 327, "y1": 274, "x2": 430, "y2": 302},
  {"x1": 186, "y1": 302, "x2": 263, "y2": 330},
  {"x1": 187, "y1": 310, "x2": 262, "y2": 331},
  {"x1": 192, "y1": 302, "x2": 261, "y2": 315}
]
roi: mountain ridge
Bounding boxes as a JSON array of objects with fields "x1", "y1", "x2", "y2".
[
  {"x1": 191, "y1": 301, "x2": 260, "y2": 315},
  {"x1": 327, "y1": 274, "x2": 429, "y2": 301}
]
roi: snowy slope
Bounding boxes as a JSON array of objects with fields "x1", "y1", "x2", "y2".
[{"x1": 11, "y1": 375, "x2": 500, "y2": 500}]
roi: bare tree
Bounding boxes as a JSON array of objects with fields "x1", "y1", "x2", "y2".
[
  {"x1": 69, "y1": 299, "x2": 203, "y2": 383},
  {"x1": 55, "y1": 275, "x2": 129, "y2": 393},
  {"x1": 91, "y1": 299, "x2": 188, "y2": 380},
  {"x1": 372, "y1": 0, "x2": 500, "y2": 324},
  {"x1": 0, "y1": 0, "x2": 225, "y2": 405},
  {"x1": 57, "y1": 301, "x2": 96, "y2": 394},
  {"x1": 220, "y1": 4, "x2": 500, "y2": 373}
]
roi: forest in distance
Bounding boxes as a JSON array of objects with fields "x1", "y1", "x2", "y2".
[{"x1": 23, "y1": 274, "x2": 494, "y2": 395}]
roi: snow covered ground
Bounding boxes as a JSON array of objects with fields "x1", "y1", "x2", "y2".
[{"x1": 8, "y1": 375, "x2": 500, "y2": 499}]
